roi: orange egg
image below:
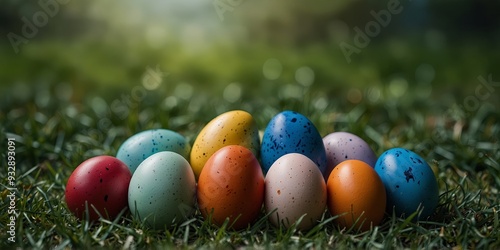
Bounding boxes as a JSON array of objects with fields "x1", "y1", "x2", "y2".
[
  {"x1": 327, "y1": 160, "x2": 386, "y2": 231},
  {"x1": 197, "y1": 145, "x2": 264, "y2": 229}
]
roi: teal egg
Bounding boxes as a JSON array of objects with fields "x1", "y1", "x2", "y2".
[{"x1": 116, "y1": 129, "x2": 190, "y2": 173}]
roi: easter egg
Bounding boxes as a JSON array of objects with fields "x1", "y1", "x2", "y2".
[
  {"x1": 264, "y1": 153, "x2": 327, "y2": 230},
  {"x1": 374, "y1": 148, "x2": 439, "y2": 219},
  {"x1": 65, "y1": 156, "x2": 132, "y2": 221},
  {"x1": 116, "y1": 129, "x2": 190, "y2": 173},
  {"x1": 190, "y1": 110, "x2": 260, "y2": 178},
  {"x1": 128, "y1": 151, "x2": 196, "y2": 229},
  {"x1": 323, "y1": 132, "x2": 377, "y2": 178},
  {"x1": 197, "y1": 145, "x2": 264, "y2": 229},
  {"x1": 327, "y1": 160, "x2": 386, "y2": 231},
  {"x1": 261, "y1": 111, "x2": 327, "y2": 176}
]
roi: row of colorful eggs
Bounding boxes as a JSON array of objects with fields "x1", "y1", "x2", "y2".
[{"x1": 65, "y1": 110, "x2": 439, "y2": 231}]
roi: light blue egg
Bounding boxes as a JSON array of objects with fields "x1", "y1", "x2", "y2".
[
  {"x1": 260, "y1": 111, "x2": 327, "y2": 176},
  {"x1": 116, "y1": 129, "x2": 190, "y2": 173},
  {"x1": 374, "y1": 148, "x2": 439, "y2": 219}
]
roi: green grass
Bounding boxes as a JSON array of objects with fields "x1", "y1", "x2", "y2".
[{"x1": 1, "y1": 80, "x2": 499, "y2": 249}]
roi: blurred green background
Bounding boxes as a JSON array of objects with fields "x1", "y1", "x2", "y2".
[{"x1": 1, "y1": 0, "x2": 499, "y2": 129}]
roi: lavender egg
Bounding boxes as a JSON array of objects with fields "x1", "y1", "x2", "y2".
[{"x1": 323, "y1": 132, "x2": 377, "y2": 178}]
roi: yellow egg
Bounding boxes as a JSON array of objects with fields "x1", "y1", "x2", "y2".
[{"x1": 190, "y1": 110, "x2": 260, "y2": 178}]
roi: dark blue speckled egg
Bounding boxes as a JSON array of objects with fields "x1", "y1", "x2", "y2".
[
  {"x1": 374, "y1": 148, "x2": 439, "y2": 219},
  {"x1": 260, "y1": 111, "x2": 327, "y2": 176}
]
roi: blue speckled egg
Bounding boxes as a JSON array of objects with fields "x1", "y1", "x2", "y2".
[
  {"x1": 116, "y1": 129, "x2": 190, "y2": 173},
  {"x1": 374, "y1": 148, "x2": 439, "y2": 219},
  {"x1": 260, "y1": 111, "x2": 327, "y2": 176}
]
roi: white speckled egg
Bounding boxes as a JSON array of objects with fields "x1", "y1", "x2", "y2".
[
  {"x1": 264, "y1": 153, "x2": 327, "y2": 230},
  {"x1": 323, "y1": 132, "x2": 377, "y2": 178},
  {"x1": 128, "y1": 151, "x2": 196, "y2": 229}
]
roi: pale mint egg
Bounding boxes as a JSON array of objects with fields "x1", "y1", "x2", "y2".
[
  {"x1": 128, "y1": 151, "x2": 196, "y2": 229},
  {"x1": 116, "y1": 129, "x2": 190, "y2": 173}
]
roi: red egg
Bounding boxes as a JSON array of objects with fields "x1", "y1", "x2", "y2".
[{"x1": 65, "y1": 156, "x2": 132, "y2": 221}]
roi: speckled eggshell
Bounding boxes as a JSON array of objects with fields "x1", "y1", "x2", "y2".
[
  {"x1": 128, "y1": 151, "x2": 196, "y2": 229},
  {"x1": 190, "y1": 110, "x2": 260, "y2": 178},
  {"x1": 197, "y1": 145, "x2": 264, "y2": 229},
  {"x1": 323, "y1": 132, "x2": 377, "y2": 178},
  {"x1": 116, "y1": 129, "x2": 190, "y2": 173},
  {"x1": 264, "y1": 153, "x2": 327, "y2": 230},
  {"x1": 374, "y1": 148, "x2": 439, "y2": 219},
  {"x1": 261, "y1": 111, "x2": 327, "y2": 176}
]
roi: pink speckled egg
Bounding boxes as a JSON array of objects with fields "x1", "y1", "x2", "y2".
[{"x1": 264, "y1": 153, "x2": 327, "y2": 230}]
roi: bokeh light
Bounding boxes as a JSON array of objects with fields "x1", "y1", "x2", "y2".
[
  {"x1": 263, "y1": 58, "x2": 283, "y2": 81},
  {"x1": 223, "y1": 82, "x2": 243, "y2": 103}
]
